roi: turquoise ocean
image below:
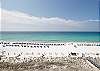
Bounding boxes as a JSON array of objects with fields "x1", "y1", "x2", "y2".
[{"x1": 0, "y1": 32, "x2": 100, "y2": 42}]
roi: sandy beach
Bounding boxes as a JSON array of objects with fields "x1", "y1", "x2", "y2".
[
  {"x1": 0, "y1": 41, "x2": 100, "y2": 71},
  {"x1": 0, "y1": 57, "x2": 100, "y2": 71}
]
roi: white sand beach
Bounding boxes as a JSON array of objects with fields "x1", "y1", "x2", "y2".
[{"x1": 0, "y1": 41, "x2": 100, "y2": 71}]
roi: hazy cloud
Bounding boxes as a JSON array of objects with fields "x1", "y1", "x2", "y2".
[{"x1": 0, "y1": 8, "x2": 99, "y2": 31}]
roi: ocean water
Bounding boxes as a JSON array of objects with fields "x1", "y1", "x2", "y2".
[{"x1": 0, "y1": 32, "x2": 100, "y2": 42}]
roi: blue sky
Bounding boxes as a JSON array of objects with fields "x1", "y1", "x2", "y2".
[
  {"x1": 0, "y1": 0, "x2": 100, "y2": 31},
  {"x1": 1, "y1": 0, "x2": 99, "y2": 20}
]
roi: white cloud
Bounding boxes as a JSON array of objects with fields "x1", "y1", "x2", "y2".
[{"x1": 0, "y1": 8, "x2": 99, "y2": 31}]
